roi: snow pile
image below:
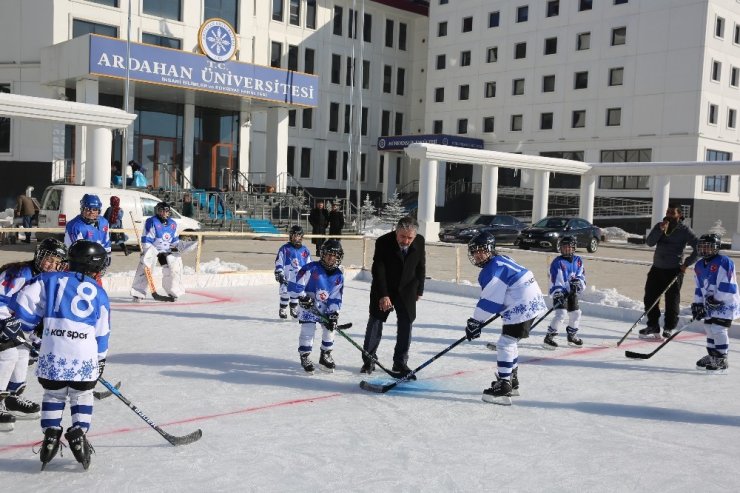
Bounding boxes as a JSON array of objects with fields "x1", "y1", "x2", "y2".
[{"x1": 580, "y1": 284, "x2": 642, "y2": 310}]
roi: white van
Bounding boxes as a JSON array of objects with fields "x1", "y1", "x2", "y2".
[{"x1": 37, "y1": 185, "x2": 201, "y2": 246}]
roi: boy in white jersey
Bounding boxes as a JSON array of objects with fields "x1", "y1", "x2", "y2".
[{"x1": 274, "y1": 225, "x2": 312, "y2": 319}]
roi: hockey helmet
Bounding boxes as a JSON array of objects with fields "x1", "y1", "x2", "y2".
[
  {"x1": 80, "y1": 194, "x2": 103, "y2": 223},
  {"x1": 320, "y1": 239, "x2": 344, "y2": 272},
  {"x1": 468, "y1": 232, "x2": 496, "y2": 268},
  {"x1": 697, "y1": 233, "x2": 721, "y2": 259},
  {"x1": 558, "y1": 236, "x2": 577, "y2": 258},
  {"x1": 34, "y1": 238, "x2": 67, "y2": 273},
  {"x1": 68, "y1": 240, "x2": 108, "y2": 276},
  {"x1": 155, "y1": 201, "x2": 171, "y2": 220},
  {"x1": 289, "y1": 225, "x2": 304, "y2": 247}
]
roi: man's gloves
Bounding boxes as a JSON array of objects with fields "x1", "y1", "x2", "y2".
[
  {"x1": 705, "y1": 296, "x2": 723, "y2": 311},
  {"x1": 98, "y1": 359, "x2": 106, "y2": 379},
  {"x1": 0, "y1": 316, "x2": 21, "y2": 343},
  {"x1": 552, "y1": 290, "x2": 566, "y2": 309},
  {"x1": 325, "y1": 312, "x2": 339, "y2": 331},
  {"x1": 465, "y1": 318, "x2": 483, "y2": 341},
  {"x1": 298, "y1": 295, "x2": 314, "y2": 310},
  {"x1": 691, "y1": 303, "x2": 706, "y2": 321},
  {"x1": 569, "y1": 278, "x2": 583, "y2": 294},
  {"x1": 274, "y1": 271, "x2": 287, "y2": 285}
]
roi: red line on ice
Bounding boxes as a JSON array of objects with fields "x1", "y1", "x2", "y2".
[{"x1": 111, "y1": 290, "x2": 236, "y2": 308}]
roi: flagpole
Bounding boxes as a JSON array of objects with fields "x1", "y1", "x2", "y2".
[{"x1": 121, "y1": 0, "x2": 132, "y2": 190}]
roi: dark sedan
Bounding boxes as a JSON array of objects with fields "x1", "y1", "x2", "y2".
[
  {"x1": 515, "y1": 216, "x2": 602, "y2": 253},
  {"x1": 439, "y1": 214, "x2": 527, "y2": 244}
]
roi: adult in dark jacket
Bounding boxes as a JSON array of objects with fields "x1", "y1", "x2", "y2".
[
  {"x1": 640, "y1": 203, "x2": 698, "y2": 340},
  {"x1": 328, "y1": 203, "x2": 345, "y2": 238},
  {"x1": 361, "y1": 216, "x2": 426, "y2": 376},
  {"x1": 308, "y1": 201, "x2": 329, "y2": 254}
]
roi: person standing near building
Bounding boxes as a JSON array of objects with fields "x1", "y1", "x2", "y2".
[
  {"x1": 361, "y1": 216, "x2": 425, "y2": 377},
  {"x1": 308, "y1": 200, "x2": 329, "y2": 255},
  {"x1": 15, "y1": 190, "x2": 37, "y2": 244},
  {"x1": 640, "y1": 204, "x2": 698, "y2": 340},
  {"x1": 328, "y1": 202, "x2": 345, "y2": 239}
]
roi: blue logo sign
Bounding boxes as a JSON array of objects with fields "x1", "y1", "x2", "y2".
[
  {"x1": 376, "y1": 134, "x2": 484, "y2": 151},
  {"x1": 198, "y1": 19, "x2": 237, "y2": 62}
]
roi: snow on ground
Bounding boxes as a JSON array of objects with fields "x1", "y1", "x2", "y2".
[{"x1": 2, "y1": 278, "x2": 739, "y2": 492}]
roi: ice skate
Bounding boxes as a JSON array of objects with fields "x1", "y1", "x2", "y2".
[
  {"x1": 705, "y1": 353, "x2": 728, "y2": 374},
  {"x1": 566, "y1": 327, "x2": 583, "y2": 347},
  {"x1": 300, "y1": 352, "x2": 315, "y2": 374},
  {"x1": 65, "y1": 426, "x2": 94, "y2": 470},
  {"x1": 39, "y1": 427, "x2": 63, "y2": 470},
  {"x1": 279, "y1": 306, "x2": 288, "y2": 319},
  {"x1": 696, "y1": 353, "x2": 712, "y2": 370},
  {"x1": 132, "y1": 296, "x2": 143, "y2": 303},
  {"x1": 319, "y1": 349, "x2": 335, "y2": 373},
  {"x1": 289, "y1": 305, "x2": 299, "y2": 318},
  {"x1": 0, "y1": 401, "x2": 15, "y2": 432},
  {"x1": 482, "y1": 377, "x2": 512, "y2": 406},
  {"x1": 486, "y1": 342, "x2": 497, "y2": 351},
  {"x1": 510, "y1": 367, "x2": 520, "y2": 397},
  {"x1": 543, "y1": 331, "x2": 558, "y2": 350},
  {"x1": 4, "y1": 392, "x2": 41, "y2": 420},
  {"x1": 638, "y1": 326, "x2": 662, "y2": 341}
]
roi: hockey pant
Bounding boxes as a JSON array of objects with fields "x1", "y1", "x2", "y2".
[
  {"x1": 278, "y1": 282, "x2": 299, "y2": 308},
  {"x1": 548, "y1": 308, "x2": 582, "y2": 333},
  {"x1": 704, "y1": 319, "x2": 730, "y2": 356},
  {"x1": 298, "y1": 321, "x2": 335, "y2": 354},
  {"x1": 40, "y1": 385, "x2": 94, "y2": 432},
  {"x1": 131, "y1": 248, "x2": 185, "y2": 298},
  {"x1": 0, "y1": 344, "x2": 31, "y2": 394}
]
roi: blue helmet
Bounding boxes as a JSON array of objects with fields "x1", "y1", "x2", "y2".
[{"x1": 80, "y1": 194, "x2": 103, "y2": 211}]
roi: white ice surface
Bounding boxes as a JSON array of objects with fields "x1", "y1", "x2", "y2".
[{"x1": 2, "y1": 278, "x2": 739, "y2": 492}]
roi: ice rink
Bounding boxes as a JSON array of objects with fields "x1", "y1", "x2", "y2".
[{"x1": 1, "y1": 278, "x2": 739, "y2": 492}]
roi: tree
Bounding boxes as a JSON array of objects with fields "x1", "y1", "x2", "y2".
[
  {"x1": 379, "y1": 191, "x2": 406, "y2": 225},
  {"x1": 360, "y1": 194, "x2": 376, "y2": 230}
]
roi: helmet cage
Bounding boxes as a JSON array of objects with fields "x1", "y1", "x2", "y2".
[
  {"x1": 320, "y1": 240, "x2": 344, "y2": 271},
  {"x1": 698, "y1": 234, "x2": 721, "y2": 259},
  {"x1": 467, "y1": 233, "x2": 496, "y2": 267}
]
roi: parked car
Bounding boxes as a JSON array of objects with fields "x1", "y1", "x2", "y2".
[
  {"x1": 516, "y1": 216, "x2": 602, "y2": 252},
  {"x1": 439, "y1": 214, "x2": 527, "y2": 244}
]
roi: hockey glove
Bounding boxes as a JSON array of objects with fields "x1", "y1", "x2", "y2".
[
  {"x1": 97, "y1": 359, "x2": 106, "y2": 379},
  {"x1": 324, "y1": 312, "x2": 339, "y2": 331},
  {"x1": 691, "y1": 303, "x2": 706, "y2": 321},
  {"x1": 298, "y1": 295, "x2": 314, "y2": 310},
  {"x1": 274, "y1": 271, "x2": 287, "y2": 285},
  {"x1": 569, "y1": 278, "x2": 583, "y2": 294},
  {"x1": 705, "y1": 296, "x2": 724, "y2": 311},
  {"x1": 27, "y1": 338, "x2": 41, "y2": 366},
  {"x1": 0, "y1": 316, "x2": 22, "y2": 343},
  {"x1": 552, "y1": 290, "x2": 566, "y2": 309},
  {"x1": 465, "y1": 318, "x2": 483, "y2": 341}
]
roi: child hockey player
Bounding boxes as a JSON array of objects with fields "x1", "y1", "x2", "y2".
[
  {"x1": 289, "y1": 239, "x2": 344, "y2": 374},
  {"x1": 691, "y1": 234, "x2": 740, "y2": 373},
  {"x1": 64, "y1": 194, "x2": 111, "y2": 285},
  {"x1": 103, "y1": 196, "x2": 129, "y2": 255},
  {"x1": 274, "y1": 225, "x2": 311, "y2": 319},
  {"x1": 464, "y1": 232, "x2": 547, "y2": 406},
  {"x1": 0, "y1": 239, "x2": 67, "y2": 431},
  {"x1": 1, "y1": 240, "x2": 110, "y2": 470},
  {"x1": 543, "y1": 236, "x2": 586, "y2": 349}
]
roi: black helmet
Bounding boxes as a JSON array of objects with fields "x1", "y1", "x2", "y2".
[
  {"x1": 698, "y1": 233, "x2": 721, "y2": 259},
  {"x1": 320, "y1": 239, "x2": 344, "y2": 272},
  {"x1": 34, "y1": 238, "x2": 67, "y2": 273},
  {"x1": 68, "y1": 240, "x2": 108, "y2": 275},
  {"x1": 468, "y1": 232, "x2": 496, "y2": 267},
  {"x1": 559, "y1": 236, "x2": 577, "y2": 258},
  {"x1": 289, "y1": 225, "x2": 304, "y2": 246}
]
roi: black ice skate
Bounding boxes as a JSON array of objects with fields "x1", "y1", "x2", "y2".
[
  {"x1": 566, "y1": 327, "x2": 583, "y2": 347},
  {"x1": 4, "y1": 391, "x2": 41, "y2": 420},
  {"x1": 486, "y1": 342, "x2": 497, "y2": 351},
  {"x1": 482, "y1": 377, "x2": 512, "y2": 406},
  {"x1": 696, "y1": 353, "x2": 712, "y2": 370},
  {"x1": 279, "y1": 306, "x2": 288, "y2": 319},
  {"x1": 39, "y1": 427, "x2": 63, "y2": 470},
  {"x1": 638, "y1": 326, "x2": 662, "y2": 340},
  {"x1": 300, "y1": 353, "x2": 315, "y2": 374},
  {"x1": 705, "y1": 352, "x2": 728, "y2": 374},
  {"x1": 510, "y1": 367, "x2": 520, "y2": 397},
  {"x1": 319, "y1": 349, "x2": 336, "y2": 373},
  {"x1": 543, "y1": 331, "x2": 558, "y2": 350},
  {"x1": 65, "y1": 426, "x2": 94, "y2": 470},
  {"x1": 662, "y1": 328, "x2": 674, "y2": 339},
  {"x1": 289, "y1": 305, "x2": 299, "y2": 318},
  {"x1": 0, "y1": 400, "x2": 15, "y2": 432}
]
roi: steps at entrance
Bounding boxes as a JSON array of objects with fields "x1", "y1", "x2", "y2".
[{"x1": 246, "y1": 218, "x2": 281, "y2": 234}]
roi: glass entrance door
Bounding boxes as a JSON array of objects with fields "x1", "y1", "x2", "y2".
[
  {"x1": 212, "y1": 143, "x2": 234, "y2": 190},
  {"x1": 141, "y1": 137, "x2": 177, "y2": 189}
]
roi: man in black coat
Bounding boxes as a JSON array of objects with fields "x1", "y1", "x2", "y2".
[
  {"x1": 361, "y1": 216, "x2": 426, "y2": 377},
  {"x1": 308, "y1": 201, "x2": 329, "y2": 255},
  {"x1": 328, "y1": 202, "x2": 345, "y2": 238}
]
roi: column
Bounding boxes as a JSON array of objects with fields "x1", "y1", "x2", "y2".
[
  {"x1": 733, "y1": 182, "x2": 740, "y2": 249},
  {"x1": 435, "y1": 161, "x2": 446, "y2": 207},
  {"x1": 238, "y1": 110, "x2": 252, "y2": 187},
  {"x1": 265, "y1": 107, "x2": 288, "y2": 193},
  {"x1": 651, "y1": 175, "x2": 671, "y2": 234},
  {"x1": 579, "y1": 174, "x2": 596, "y2": 223},
  {"x1": 532, "y1": 170, "x2": 550, "y2": 222},
  {"x1": 480, "y1": 165, "x2": 498, "y2": 214},
  {"x1": 86, "y1": 127, "x2": 113, "y2": 187},
  {"x1": 387, "y1": 154, "x2": 398, "y2": 198},
  {"x1": 381, "y1": 152, "x2": 391, "y2": 202},
  {"x1": 417, "y1": 158, "x2": 440, "y2": 240},
  {"x1": 75, "y1": 79, "x2": 99, "y2": 185},
  {"x1": 182, "y1": 103, "x2": 195, "y2": 188}
]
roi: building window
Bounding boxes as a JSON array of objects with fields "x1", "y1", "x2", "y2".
[
  {"x1": 299, "y1": 147, "x2": 311, "y2": 178},
  {"x1": 459, "y1": 84, "x2": 470, "y2": 100},
  {"x1": 731, "y1": 67, "x2": 739, "y2": 87},
  {"x1": 511, "y1": 115, "x2": 523, "y2": 131},
  {"x1": 614, "y1": 0, "x2": 628, "y2": 4},
  {"x1": 489, "y1": 11, "x2": 500, "y2": 27},
  {"x1": 361, "y1": 107, "x2": 368, "y2": 135},
  {"x1": 735, "y1": 24, "x2": 740, "y2": 45},
  {"x1": 546, "y1": 0, "x2": 559, "y2": 17},
  {"x1": 344, "y1": 104, "x2": 351, "y2": 133},
  {"x1": 709, "y1": 103, "x2": 718, "y2": 125},
  {"x1": 143, "y1": 0, "x2": 181, "y2": 21},
  {"x1": 396, "y1": 68, "x2": 406, "y2": 95},
  {"x1": 385, "y1": 19, "x2": 394, "y2": 48},
  {"x1": 347, "y1": 9, "x2": 357, "y2": 39},
  {"x1": 395, "y1": 113, "x2": 404, "y2": 135},
  {"x1": 362, "y1": 60, "x2": 370, "y2": 89},
  {"x1": 383, "y1": 65, "x2": 392, "y2": 93},
  {"x1": 483, "y1": 117, "x2": 495, "y2": 133},
  {"x1": 272, "y1": 0, "x2": 284, "y2": 22},
  {"x1": 433, "y1": 120, "x2": 443, "y2": 134},
  {"x1": 512, "y1": 78, "x2": 525, "y2": 95},
  {"x1": 543, "y1": 75, "x2": 555, "y2": 92},
  {"x1": 362, "y1": 13, "x2": 372, "y2": 42},
  {"x1": 342, "y1": 152, "x2": 349, "y2": 180},
  {"x1": 306, "y1": 0, "x2": 317, "y2": 29},
  {"x1": 333, "y1": 6, "x2": 343, "y2": 35},
  {"x1": 606, "y1": 108, "x2": 621, "y2": 126},
  {"x1": 612, "y1": 27, "x2": 627, "y2": 46},
  {"x1": 485, "y1": 81, "x2": 496, "y2": 98},
  {"x1": 728, "y1": 109, "x2": 736, "y2": 129},
  {"x1": 705, "y1": 149, "x2": 731, "y2": 193},
  {"x1": 544, "y1": 37, "x2": 557, "y2": 55},
  {"x1": 440, "y1": 0, "x2": 448, "y2": 3},
  {"x1": 579, "y1": 0, "x2": 592, "y2": 11},
  {"x1": 577, "y1": 32, "x2": 590, "y2": 50},
  {"x1": 327, "y1": 150, "x2": 338, "y2": 180},
  {"x1": 72, "y1": 19, "x2": 118, "y2": 37},
  {"x1": 141, "y1": 33, "x2": 181, "y2": 49},
  {"x1": 486, "y1": 47, "x2": 498, "y2": 63},
  {"x1": 381, "y1": 110, "x2": 390, "y2": 135},
  {"x1": 270, "y1": 41, "x2": 282, "y2": 68},
  {"x1": 288, "y1": 45, "x2": 299, "y2": 71},
  {"x1": 434, "y1": 87, "x2": 445, "y2": 102},
  {"x1": 329, "y1": 103, "x2": 339, "y2": 132},
  {"x1": 516, "y1": 6, "x2": 528, "y2": 23},
  {"x1": 304, "y1": 48, "x2": 315, "y2": 74},
  {"x1": 399, "y1": 23, "x2": 407, "y2": 50},
  {"x1": 204, "y1": 0, "x2": 237, "y2": 31},
  {"x1": 346, "y1": 56, "x2": 354, "y2": 86},
  {"x1": 436, "y1": 54, "x2": 446, "y2": 70},
  {"x1": 599, "y1": 148, "x2": 652, "y2": 190},
  {"x1": 572, "y1": 110, "x2": 586, "y2": 128},
  {"x1": 288, "y1": 0, "x2": 300, "y2": 25},
  {"x1": 457, "y1": 118, "x2": 468, "y2": 134},
  {"x1": 514, "y1": 42, "x2": 527, "y2": 59},
  {"x1": 438, "y1": 21, "x2": 447, "y2": 37},
  {"x1": 461, "y1": 51, "x2": 472, "y2": 66},
  {"x1": 462, "y1": 17, "x2": 473, "y2": 32},
  {"x1": 540, "y1": 112, "x2": 553, "y2": 130},
  {"x1": 609, "y1": 67, "x2": 624, "y2": 86},
  {"x1": 288, "y1": 110, "x2": 296, "y2": 127},
  {"x1": 712, "y1": 60, "x2": 722, "y2": 82},
  {"x1": 302, "y1": 108, "x2": 313, "y2": 129},
  {"x1": 287, "y1": 146, "x2": 295, "y2": 175},
  {"x1": 0, "y1": 83, "x2": 9, "y2": 152},
  {"x1": 87, "y1": 0, "x2": 119, "y2": 5},
  {"x1": 716, "y1": 16, "x2": 725, "y2": 38},
  {"x1": 331, "y1": 54, "x2": 341, "y2": 83},
  {"x1": 574, "y1": 71, "x2": 589, "y2": 89}
]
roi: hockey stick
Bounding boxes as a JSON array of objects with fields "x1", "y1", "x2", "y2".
[
  {"x1": 360, "y1": 314, "x2": 501, "y2": 394},
  {"x1": 98, "y1": 377, "x2": 202, "y2": 446},
  {"x1": 309, "y1": 308, "x2": 405, "y2": 379},
  {"x1": 487, "y1": 305, "x2": 554, "y2": 351},
  {"x1": 616, "y1": 274, "x2": 680, "y2": 347},
  {"x1": 130, "y1": 212, "x2": 175, "y2": 302},
  {"x1": 624, "y1": 321, "x2": 694, "y2": 360},
  {"x1": 93, "y1": 381, "x2": 121, "y2": 400}
]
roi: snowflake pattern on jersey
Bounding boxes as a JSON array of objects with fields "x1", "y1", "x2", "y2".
[
  {"x1": 38, "y1": 353, "x2": 97, "y2": 381},
  {"x1": 501, "y1": 294, "x2": 546, "y2": 323}
]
